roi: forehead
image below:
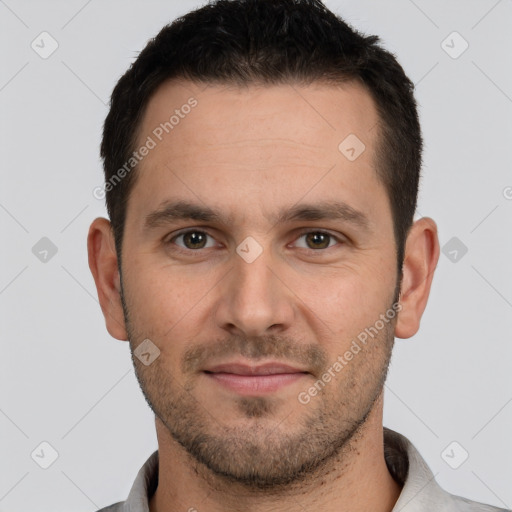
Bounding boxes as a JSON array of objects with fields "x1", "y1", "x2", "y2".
[
  {"x1": 138, "y1": 78, "x2": 379, "y2": 149},
  {"x1": 127, "y1": 79, "x2": 387, "y2": 231}
]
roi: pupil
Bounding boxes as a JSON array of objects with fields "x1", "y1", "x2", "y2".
[
  {"x1": 307, "y1": 233, "x2": 329, "y2": 249},
  {"x1": 185, "y1": 232, "x2": 205, "y2": 249},
  {"x1": 183, "y1": 232, "x2": 330, "y2": 250}
]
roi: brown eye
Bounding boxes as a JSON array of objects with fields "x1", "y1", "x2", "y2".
[
  {"x1": 294, "y1": 231, "x2": 340, "y2": 251},
  {"x1": 304, "y1": 232, "x2": 331, "y2": 249},
  {"x1": 183, "y1": 231, "x2": 207, "y2": 249},
  {"x1": 171, "y1": 230, "x2": 216, "y2": 250}
]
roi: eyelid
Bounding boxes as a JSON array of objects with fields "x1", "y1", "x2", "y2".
[
  {"x1": 165, "y1": 227, "x2": 345, "y2": 253},
  {"x1": 166, "y1": 228, "x2": 220, "y2": 249},
  {"x1": 291, "y1": 229, "x2": 345, "y2": 250}
]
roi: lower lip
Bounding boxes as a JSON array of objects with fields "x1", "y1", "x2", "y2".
[{"x1": 205, "y1": 372, "x2": 306, "y2": 395}]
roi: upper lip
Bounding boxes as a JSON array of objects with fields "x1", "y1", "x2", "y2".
[{"x1": 204, "y1": 362, "x2": 308, "y2": 376}]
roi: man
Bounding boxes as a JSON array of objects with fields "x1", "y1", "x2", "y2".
[{"x1": 87, "y1": 1, "x2": 508, "y2": 511}]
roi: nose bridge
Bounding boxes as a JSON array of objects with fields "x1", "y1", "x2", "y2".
[
  {"x1": 215, "y1": 241, "x2": 292, "y2": 336},
  {"x1": 235, "y1": 249, "x2": 274, "y2": 303}
]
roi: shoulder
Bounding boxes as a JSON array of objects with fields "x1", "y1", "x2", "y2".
[
  {"x1": 93, "y1": 450, "x2": 159, "y2": 512},
  {"x1": 384, "y1": 428, "x2": 510, "y2": 512}
]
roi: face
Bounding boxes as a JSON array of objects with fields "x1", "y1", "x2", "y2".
[{"x1": 119, "y1": 80, "x2": 400, "y2": 487}]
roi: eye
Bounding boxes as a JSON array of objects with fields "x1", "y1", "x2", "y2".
[
  {"x1": 293, "y1": 230, "x2": 342, "y2": 251},
  {"x1": 168, "y1": 230, "x2": 218, "y2": 250},
  {"x1": 166, "y1": 228, "x2": 344, "y2": 254}
]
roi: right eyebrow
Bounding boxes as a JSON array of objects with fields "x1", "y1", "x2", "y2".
[
  {"x1": 143, "y1": 198, "x2": 371, "y2": 234},
  {"x1": 144, "y1": 201, "x2": 226, "y2": 231}
]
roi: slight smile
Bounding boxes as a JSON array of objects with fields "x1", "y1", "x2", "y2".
[{"x1": 203, "y1": 362, "x2": 310, "y2": 395}]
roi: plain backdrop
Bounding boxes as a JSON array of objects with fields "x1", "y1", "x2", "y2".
[{"x1": 1, "y1": 1, "x2": 511, "y2": 510}]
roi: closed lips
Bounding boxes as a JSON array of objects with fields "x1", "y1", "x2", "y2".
[{"x1": 203, "y1": 362, "x2": 308, "y2": 375}]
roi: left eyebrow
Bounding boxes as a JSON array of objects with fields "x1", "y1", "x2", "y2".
[
  {"x1": 143, "y1": 199, "x2": 371, "y2": 232},
  {"x1": 274, "y1": 201, "x2": 370, "y2": 231},
  {"x1": 144, "y1": 200, "x2": 227, "y2": 230}
]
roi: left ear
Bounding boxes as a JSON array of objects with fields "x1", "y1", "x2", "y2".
[{"x1": 395, "y1": 217, "x2": 440, "y2": 339}]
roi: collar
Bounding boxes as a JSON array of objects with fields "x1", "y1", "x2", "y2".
[{"x1": 114, "y1": 428, "x2": 506, "y2": 512}]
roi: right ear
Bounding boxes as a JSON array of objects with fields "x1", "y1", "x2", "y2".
[
  {"x1": 87, "y1": 217, "x2": 128, "y2": 341},
  {"x1": 394, "y1": 217, "x2": 440, "y2": 339}
]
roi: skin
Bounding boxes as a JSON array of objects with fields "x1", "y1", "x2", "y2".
[{"x1": 88, "y1": 79, "x2": 439, "y2": 512}]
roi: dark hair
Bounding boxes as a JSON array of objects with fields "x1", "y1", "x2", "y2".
[{"x1": 100, "y1": 0, "x2": 422, "y2": 276}]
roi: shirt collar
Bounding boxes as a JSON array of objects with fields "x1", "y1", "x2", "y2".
[
  {"x1": 383, "y1": 427, "x2": 449, "y2": 511},
  {"x1": 116, "y1": 428, "x2": 499, "y2": 512}
]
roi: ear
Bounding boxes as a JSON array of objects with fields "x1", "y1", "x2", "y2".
[
  {"x1": 87, "y1": 217, "x2": 128, "y2": 341},
  {"x1": 395, "y1": 217, "x2": 440, "y2": 339}
]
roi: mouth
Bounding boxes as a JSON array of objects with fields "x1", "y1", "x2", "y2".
[{"x1": 203, "y1": 362, "x2": 309, "y2": 395}]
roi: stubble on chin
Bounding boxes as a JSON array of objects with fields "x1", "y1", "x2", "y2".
[{"x1": 122, "y1": 280, "x2": 397, "y2": 490}]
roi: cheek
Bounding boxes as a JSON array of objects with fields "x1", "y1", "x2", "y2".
[
  {"x1": 124, "y1": 268, "x2": 208, "y2": 369},
  {"x1": 296, "y1": 266, "x2": 395, "y2": 342},
  {"x1": 123, "y1": 263, "x2": 203, "y2": 333}
]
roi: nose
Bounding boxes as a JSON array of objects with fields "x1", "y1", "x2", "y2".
[{"x1": 213, "y1": 247, "x2": 295, "y2": 338}]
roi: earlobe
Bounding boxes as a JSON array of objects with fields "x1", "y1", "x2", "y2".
[
  {"x1": 87, "y1": 217, "x2": 129, "y2": 341},
  {"x1": 395, "y1": 217, "x2": 440, "y2": 339}
]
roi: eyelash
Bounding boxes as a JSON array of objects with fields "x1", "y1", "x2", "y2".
[{"x1": 165, "y1": 228, "x2": 345, "y2": 255}]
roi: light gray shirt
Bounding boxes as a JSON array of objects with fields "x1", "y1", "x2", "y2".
[{"x1": 97, "y1": 428, "x2": 509, "y2": 511}]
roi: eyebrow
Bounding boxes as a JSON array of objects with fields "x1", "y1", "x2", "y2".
[{"x1": 143, "y1": 199, "x2": 370, "y2": 232}]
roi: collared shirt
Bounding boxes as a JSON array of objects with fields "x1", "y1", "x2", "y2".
[{"x1": 97, "y1": 428, "x2": 510, "y2": 512}]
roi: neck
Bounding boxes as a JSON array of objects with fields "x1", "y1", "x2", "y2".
[{"x1": 149, "y1": 394, "x2": 402, "y2": 512}]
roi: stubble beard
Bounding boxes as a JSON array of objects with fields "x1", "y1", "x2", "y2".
[{"x1": 120, "y1": 282, "x2": 396, "y2": 490}]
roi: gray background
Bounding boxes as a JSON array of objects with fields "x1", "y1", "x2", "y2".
[{"x1": 1, "y1": 0, "x2": 511, "y2": 510}]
